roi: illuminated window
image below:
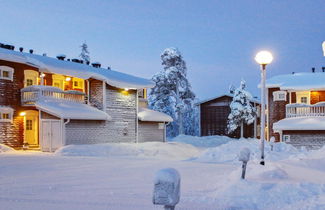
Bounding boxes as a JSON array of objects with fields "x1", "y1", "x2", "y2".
[
  {"x1": 0, "y1": 107, "x2": 13, "y2": 122},
  {"x1": 296, "y1": 91, "x2": 310, "y2": 104},
  {"x1": 26, "y1": 79, "x2": 34, "y2": 86},
  {"x1": 0, "y1": 66, "x2": 14, "y2": 81},
  {"x1": 52, "y1": 74, "x2": 65, "y2": 90},
  {"x1": 26, "y1": 120, "x2": 33, "y2": 130}
]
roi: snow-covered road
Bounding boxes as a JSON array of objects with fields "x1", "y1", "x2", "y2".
[{"x1": 1, "y1": 136, "x2": 325, "y2": 210}]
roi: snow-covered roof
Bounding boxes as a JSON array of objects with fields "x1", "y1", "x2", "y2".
[
  {"x1": 273, "y1": 117, "x2": 325, "y2": 131},
  {"x1": 0, "y1": 48, "x2": 154, "y2": 89},
  {"x1": 138, "y1": 108, "x2": 173, "y2": 122},
  {"x1": 266, "y1": 72, "x2": 325, "y2": 91},
  {"x1": 35, "y1": 100, "x2": 111, "y2": 120},
  {"x1": 196, "y1": 94, "x2": 260, "y2": 105}
]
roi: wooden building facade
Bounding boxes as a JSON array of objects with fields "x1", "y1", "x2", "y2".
[{"x1": 198, "y1": 94, "x2": 260, "y2": 139}]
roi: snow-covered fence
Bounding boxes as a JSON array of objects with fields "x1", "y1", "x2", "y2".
[
  {"x1": 286, "y1": 103, "x2": 325, "y2": 118},
  {"x1": 238, "y1": 148, "x2": 250, "y2": 179},
  {"x1": 153, "y1": 168, "x2": 180, "y2": 210},
  {"x1": 21, "y1": 85, "x2": 85, "y2": 105}
]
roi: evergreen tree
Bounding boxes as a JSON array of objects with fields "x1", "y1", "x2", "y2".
[
  {"x1": 149, "y1": 47, "x2": 196, "y2": 137},
  {"x1": 227, "y1": 80, "x2": 256, "y2": 138},
  {"x1": 79, "y1": 42, "x2": 90, "y2": 64}
]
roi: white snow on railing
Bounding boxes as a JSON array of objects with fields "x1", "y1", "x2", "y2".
[
  {"x1": 21, "y1": 85, "x2": 85, "y2": 105},
  {"x1": 286, "y1": 103, "x2": 325, "y2": 118}
]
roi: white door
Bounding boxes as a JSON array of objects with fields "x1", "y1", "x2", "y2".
[{"x1": 41, "y1": 120, "x2": 62, "y2": 152}]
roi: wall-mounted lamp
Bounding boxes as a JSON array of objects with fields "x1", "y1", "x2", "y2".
[
  {"x1": 124, "y1": 88, "x2": 129, "y2": 91},
  {"x1": 66, "y1": 77, "x2": 71, "y2": 81},
  {"x1": 19, "y1": 112, "x2": 26, "y2": 116},
  {"x1": 40, "y1": 73, "x2": 45, "y2": 78}
]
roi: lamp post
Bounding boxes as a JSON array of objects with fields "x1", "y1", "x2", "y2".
[{"x1": 255, "y1": 50, "x2": 273, "y2": 165}]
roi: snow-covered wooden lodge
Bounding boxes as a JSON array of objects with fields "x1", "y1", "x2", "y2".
[
  {"x1": 0, "y1": 44, "x2": 172, "y2": 152},
  {"x1": 266, "y1": 70, "x2": 325, "y2": 149},
  {"x1": 197, "y1": 94, "x2": 260, "y2": 138}
]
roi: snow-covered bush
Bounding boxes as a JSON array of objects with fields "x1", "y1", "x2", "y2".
[{"x1": 227, "y1": 80, "x2": 256, "y2": 138}]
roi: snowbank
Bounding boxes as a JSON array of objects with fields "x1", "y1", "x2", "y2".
[
  {"x1": 55, "y1": 142, "x2": 201, "y2": 160},
  {"x1": 207, "y1": 162, "x2": 325, "y2": 210},
  {"x1": 0, "y1": 144, "x2": 15, "y2": 153},
  {"x1": 169, "y1": 135, "x2": 233, "y2": 148},
  {"x1": 195, "y1": 139, "x2": 301, "y2": 163}
]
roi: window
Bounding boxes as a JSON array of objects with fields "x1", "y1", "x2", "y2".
[
  {"x1": 301, "y1": 97, "x2": 308, "y2": 104},
  {"x1": 138, "y1": 89, "x2": 147, "y2": 99},
  {"x1": 52, "y1": 74, "x2": 65, "y2": 90},
  {"x1": 0, "y1": 66, "x2": 14, "y2": 81},
  {"x1": 273, "y1": 91, "x2": 287, "y2": 101},
  {"x1": 26, "y1": 79, "x2": 34, "y2": 86},
  {"x1": 26, "y1": 120, "x2": 33, "y2": 130},
  {"x1": 0, "y1": 107, "x2": 13, "y2": 122}
]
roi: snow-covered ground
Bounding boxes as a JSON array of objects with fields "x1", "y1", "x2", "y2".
[{"x1": 0, "y1": 135, "x2": 324, "y2": 210}]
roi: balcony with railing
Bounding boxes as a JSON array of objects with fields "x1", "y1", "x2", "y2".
[
  {"x1": 286, "y1": 102, "x2": 325, "y2": 118},
  {"x1": 21, "y1": 85, "x2": 85, "y2": 106}
]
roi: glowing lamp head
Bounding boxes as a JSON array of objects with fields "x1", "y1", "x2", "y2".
[
  {"x1": 124, "y1": 88, "x2": 129, "y2": 91},
  {"x1": 255, "y1": 51, "x2": 273, "y2": 65},
  {"x1": 19, "y1": 112, "x2": 26, "y2": 116},
  {"x1": 65, "y1": 77, "x2": 71, "y2": 81},
  {"x1": 40, "y1": 73, "x2": 45, "y2": 78},
  {"x1": 322, "y1": 41, "x2": 325, "y2": 56}
]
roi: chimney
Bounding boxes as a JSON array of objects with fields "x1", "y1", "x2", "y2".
[
  {"x1": 107, "y1": 66, "x2": 111, "y2": 70},
  {"x1": 292, "y1": 72, "x2": 295, "y2": 74},
  {"x1": 92, "y1": 62, "x2": 101, "y2": 68},
  {"x1": 56, "y1": 54, "x2": 66, "y2": 60},
  {"x1": 322, "y1": 67, "x2": 325, "y2": 72},
  {"x1": 312, "y1": 67, "x2": 315, "y2": 73},
  {"x1": 29, "y1": 49, "x2": 33, "y2": 54},
  {"x1": 19, "y1": 47, "x2": 23, "y2": 52},
  {"x1": 42, "y1": 53, "x2": 47, "y2": 56}
]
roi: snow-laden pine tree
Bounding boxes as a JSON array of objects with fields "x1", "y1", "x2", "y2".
[
  {"x1": 79, "y1": 42, "x2": 90, "y2": 64},
  {"x1": 227, "y1": 80, "x2": 256, "y2": 138},
  {"x1": 149, "y1": 47, "x2": 196, "y2": 137}
]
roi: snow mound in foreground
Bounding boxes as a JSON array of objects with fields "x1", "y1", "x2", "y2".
[
  {"x1": 201, "y1": 163, "x2": 325, "y2": 209},
  {"x1": 169, "y1": 135, "x2": 233, "y2": 148},
  {"x1": 195, "y1": 139, "x2": 300, "y2": 163},
  {"x1": 0, "y1": 144, "x2": 15, "y2": 153},
  {"x1": 55, "y1": 142, "x2": 201, "y2": 160}
]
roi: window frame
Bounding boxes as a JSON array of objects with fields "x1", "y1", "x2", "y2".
[
  {"x1": 0, "y1": 66, "x2": 14, "y2": 81},
  {"x1": 273, "y1": 90, "x2": 287, "y2": 101},
  {"x1": 0, "y1": 107, "x2": 14, "y2": 122}
]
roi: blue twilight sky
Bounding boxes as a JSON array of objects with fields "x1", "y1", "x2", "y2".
[{"x1": 1, "y1": 0, "x2": 324, "y2": 100}]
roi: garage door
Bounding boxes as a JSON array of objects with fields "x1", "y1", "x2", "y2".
[{"x1": 41, "y1": 120, "x2": 62, "y2": 152}]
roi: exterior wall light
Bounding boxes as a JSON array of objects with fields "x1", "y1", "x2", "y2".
[
  {"x1": 19, "y1": 112, "x2": 26, "y2": 116},
  {"x1": 40, "y1": 73, "x2": 46, "y2": 78},
  {"x1": 124, "y1": 88, "x2": 129, "y2": 91},
  {"x1": 66, "y1": 77, "x2": 71, "y2": 81}
]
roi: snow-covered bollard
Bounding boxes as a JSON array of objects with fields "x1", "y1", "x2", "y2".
[
  {"x1": 270, "y1": 136, "x2": 275, "y2": 151},
  {"x1": 238, "y1": 148, "x2": 250, "y2": 179},
  {"x1": 153, "y1": 168, "x2": 180, "y2": 210}
]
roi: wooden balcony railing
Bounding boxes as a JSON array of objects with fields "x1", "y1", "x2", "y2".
[
  {"x1": 21, "y1": 85, "x2": 85, "y2": 105},
  {"x1": 286, "y1": 103, "x2": 325, "y2": 118}
]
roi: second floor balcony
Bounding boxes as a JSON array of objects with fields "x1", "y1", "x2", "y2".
[
  {"x1": 21, "y1": 85, "x2": 86, "y2": 106},
  {"x1": 286, "y1": 102, "x2": 325, "y2": 118}
]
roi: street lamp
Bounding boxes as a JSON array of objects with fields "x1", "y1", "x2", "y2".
[{"x1": 255, "y1": 50, "x2": 273, "y2": 165}]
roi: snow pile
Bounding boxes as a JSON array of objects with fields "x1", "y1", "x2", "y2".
[
  {"x1": 195, "y1": 139, "x2": 301, "y2": 163},
  {"x1": 55, "y1": 142, "x2": 200, "y2": 160},
  {"x1": 169, "y1": 135, "x2": 233, "y2": 148},
  {"x1": 238, "y1": 147, "x2": 250, "y2": 162},
  {"x1": 0, "y1": 144, "x2": 15, "y2": 153},
  {"x1": 206, "y1": 162, "x2": 325, "y2": 210}
]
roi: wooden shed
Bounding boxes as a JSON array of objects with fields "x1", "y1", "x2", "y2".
[{"x1": 197, "y1": 94, "x2": 260, "y2": 139}]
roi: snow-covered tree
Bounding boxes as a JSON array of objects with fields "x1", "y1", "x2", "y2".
[
  {"x1": 227, "y1": 80, "x2": 256, "y2": 138},
  {"x1": 149, "y1": 47, "x2": 196, "y2": 137},
  {"x1": 79, "y1": 42, "x2": 90, "y2": 64}
]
